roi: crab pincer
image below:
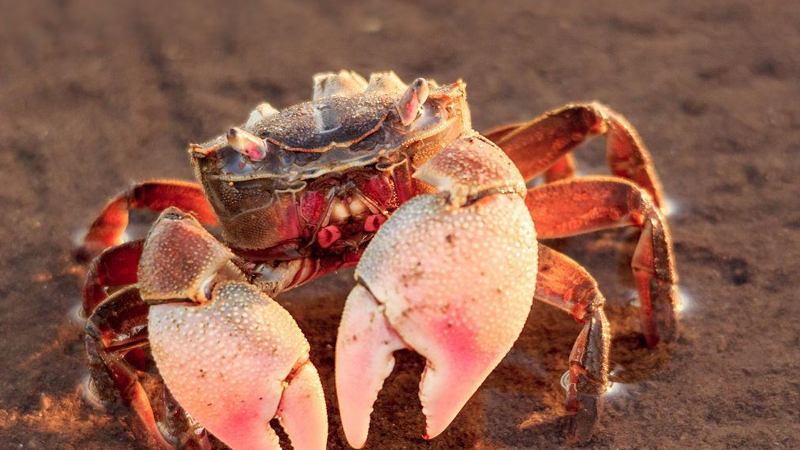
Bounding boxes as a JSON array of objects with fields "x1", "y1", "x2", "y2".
[
  {"x1": 140, "y1": 209, "x2": 327, "y2": 450},
  {"x1": 335, "y1": 135, "x2": 539, "y2": 447}
]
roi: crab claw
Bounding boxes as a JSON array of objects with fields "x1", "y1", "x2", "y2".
[
  {"x1": 336, "y1": 135, "x2": 538, "y2": 447},
  {"x1": 142, "y1": 209, "x2": 327, "y2": 450}
]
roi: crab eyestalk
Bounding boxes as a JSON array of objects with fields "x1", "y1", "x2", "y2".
[
  {"x1": 227, "y1": 127, "x2": 268, "y2": 161},
  {"x1": 141, "y1": 209, "x2": 327, "y2": 450},
  {"x1": 396, "y1": 78, "x2": 429, "y2": 126}
]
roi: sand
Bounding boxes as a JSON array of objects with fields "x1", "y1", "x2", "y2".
[{"x1": 1, "y1": 0, "x2": 799, "y2": 449}]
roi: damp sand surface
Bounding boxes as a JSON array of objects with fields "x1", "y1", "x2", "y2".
[{"x1": 1, "y1": 1, "x2": 800, "y2": 448}]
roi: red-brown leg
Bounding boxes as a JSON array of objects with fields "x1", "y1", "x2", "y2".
[
  {"x1": 485, "y1": 103, "x2": 664, "y2": 206},
  {"x1": 86, "y1": 287, "x2": 213, "y2": 450},
  {"x1": 527, "y1": 177, "x2": 678, "y2": 346},
  {"x1": 542, "y1": 154, "x2": 577, "y2": 183},
  {"x1": 484, "y1": 121, "x2": 576, "y2": 183},
  {"x1": 82, "y1": 227, "x2": 361, "y2": 312},
  {"x1": 536, "y1": 245, "x2": 610, "y2": 442},
  {"x1": 77, "y1": 180, "x2": 216, "y2": 261},
  {"x1": 83, "y1": 240, "x2": 144, "y2": 313}
]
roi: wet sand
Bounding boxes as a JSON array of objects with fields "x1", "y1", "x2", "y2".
[{"x1": 1, "y1": 0, "x2": 800, "y2": 448}]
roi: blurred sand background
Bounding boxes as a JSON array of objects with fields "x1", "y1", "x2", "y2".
[{"x1": 1, "y1": 0, "x2": 800, "y2": 448}]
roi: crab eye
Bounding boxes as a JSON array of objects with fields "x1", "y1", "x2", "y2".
[
  {"x1": 226, "y1": 127, "x2": 267, "y2": 161},
  {"x1": 395, "y1": 78, "x2": 429, "y2": 126}
]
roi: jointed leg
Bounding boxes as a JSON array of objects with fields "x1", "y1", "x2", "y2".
[
  {"x1": 536, "y1": 245, "x2": 610, "y2": 442},
  {"x1": 527, "y1": 176, "x2": 678, "y2": 346},
  {"x1": 484, "y1": 120, "x2": 577, "y2": 183},
  {"x1": 85, "y1": 287, "x2": 212, "y2": 450},
  {"x1": 485, "y1": 103, "x2": 665, "y2": 207},
  {"x1": 77, "y1": 180, "x2": 216, "y2": 261},
  {"x1": 83, "y1": 239, "x2": 144, "y2": 313}
]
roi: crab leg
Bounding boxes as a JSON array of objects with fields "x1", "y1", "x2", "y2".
[
  {"x1": 82, "y1": 239, "x2": 144, "y2": 312},
  {"x1": 85, "y1": 288, "x2": 170, "y2": 450},
  {"x1": 141, "y1": 209, "x2": 327, "y2": 450},
  {"x1": 77, "y1": 180, "x2": 216, "y2": 260},
  {"x1": 535, "y1": 245, "x2": 610, "y2": 442},
  {"x1": 526, "y1": 176, "x2": 678, "y2": 346},
  {"x1": 85, "y1": 286, "x2": 214, "y2": 450},
  {"x1": 485, "y1": 103, "x2": 666, "y2": 207},
  {"x1": 484, "y1": 122, "x2": 577, "y2": 184},
  {"x1": 336, "y1": 135, "x2": 538, "y2": 447}
]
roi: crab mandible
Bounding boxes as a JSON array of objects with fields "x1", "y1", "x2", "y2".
[{"x1": 78, "y1": 70, "x2": 679, "y2": 449}]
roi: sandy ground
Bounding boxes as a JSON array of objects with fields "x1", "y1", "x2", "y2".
[{"x1": 2, "y1": 0, "x2": 800, "y2": 449}]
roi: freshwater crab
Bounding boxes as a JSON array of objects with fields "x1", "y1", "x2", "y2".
[{"x1": 77, "y1": 70, "x2": 679, "y2": 450}]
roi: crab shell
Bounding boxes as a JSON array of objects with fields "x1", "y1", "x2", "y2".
[{"x1": 188, "y1": 72, "x2": 471, "y2": 258}]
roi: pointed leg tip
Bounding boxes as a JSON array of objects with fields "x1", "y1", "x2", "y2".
[
  {"x1": 565, "y1": 392, "x2": 602, "y2": 443},
  {"x1": 566, "y1": 421, "x2": 596, "y2": 444},
  {"x1": 643, "y1": 319, "x2": 679, "y2": 348}
]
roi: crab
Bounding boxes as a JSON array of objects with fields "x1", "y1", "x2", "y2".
[{"x1": 77, "y1": 70, "x2": 679, "y2": 450}]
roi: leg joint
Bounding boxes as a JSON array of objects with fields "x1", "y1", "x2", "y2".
[{"x1": 572, "y1": 284, "x2": 606, "y2": 322}]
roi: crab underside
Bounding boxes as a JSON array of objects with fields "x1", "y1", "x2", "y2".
[{"x1": 77, "y1": 70, "x2": 679, "y2": 450}]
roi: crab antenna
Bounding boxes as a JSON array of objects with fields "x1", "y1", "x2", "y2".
[
  {"x1": 396, "y1": 78, "x2": 429, "y2": 126},
  {"x1": 227, "y1": 127, "x2": 267, "y2": 161}
]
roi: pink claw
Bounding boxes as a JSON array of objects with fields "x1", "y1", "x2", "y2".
[
  {"x1": 336, "y1": 192, "x2": 538, "y2": 447},
  {"x1": 148, "y1": 282, "x2": 327, "y2": 450}
]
